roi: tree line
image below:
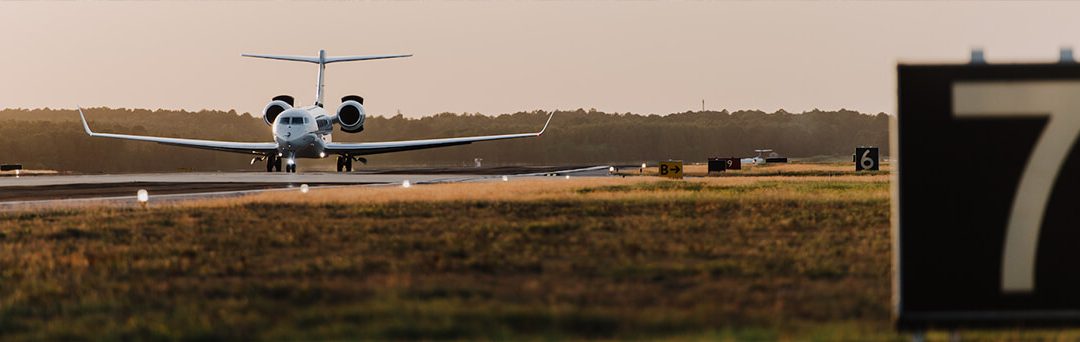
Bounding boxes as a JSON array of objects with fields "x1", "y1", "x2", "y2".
[{"x1": 0, "y1": 107, "x2": 888, "y2": 173}]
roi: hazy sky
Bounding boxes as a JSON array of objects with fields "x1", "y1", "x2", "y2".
[{"x1": 2, "y1": 1, "x2": 1080, "y2": 117}]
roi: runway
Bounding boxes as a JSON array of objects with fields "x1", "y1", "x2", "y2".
[
  {"x1": 0, "y1": 172, "x2": 451, "y2": 188},
  {"x1": 0, "y1": 165, "x2": 614, "y2": 210}
]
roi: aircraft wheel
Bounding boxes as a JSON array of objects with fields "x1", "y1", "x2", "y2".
[
  {"x1": 275, "y1": 158, "x2": 282, "y2": 172},
  {"x1": 336, "y1": 156, "x2": 344, "y2": 172},
  {"x1": 265, "y1": 155, "x2": 276, "y2": 172},
  {"x1": 345, "y1": 157, "x2": 353, "y2": 172}
]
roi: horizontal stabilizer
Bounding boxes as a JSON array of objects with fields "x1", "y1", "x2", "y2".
[
  {"x1": 240, "y1": 54, "x2": 320, "y2": 63},
  {"x1": 241, "y1": 53, "x2": 412, "y2": 64},
  {"x1": 242, "y1": 49, "x2": 412, "y2": 108},
  {"x1": 326, "y1": 54, "x2": 412, "y2": 63}
]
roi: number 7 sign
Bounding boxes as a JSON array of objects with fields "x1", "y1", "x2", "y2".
[
  {"x1": 954, "y1": 81, "x2": 1080, "y2": 293},
  {"x1": 896, "y1": 64, "x2": 1080, "y2": 329}
]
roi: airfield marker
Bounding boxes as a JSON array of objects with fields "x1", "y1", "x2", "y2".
[{"x1": 136, "y1": 189, "x2": 149, "y2": 208}]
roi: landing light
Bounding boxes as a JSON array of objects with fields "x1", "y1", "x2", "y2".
[
  {"x1": 287, "y1": 158, "x2": 296, "y2": 165},
  {"x1": 14, "y1": 169, "x2": 19, "y2": 178},
  {"x1": 609, "y1": 166, "x2": 615, "y2": 173},
  {"x1": 565, "y1": 175, "x2": 570, "y2": 180},
  {"x1": 300, "y1": 184, "x2": 309, "y2": 193},
  {"x1": 319, "y1": 152, "x2": 326, "y2": 158},
  {"x1": 502, "y1": 175, "x2": 509, "y2": 182},
  {"x1": 402, "y1": 180, "x2": 412, "y2": 188},
  {"x1": 641, "y1": 163, "x2": 647, "y2": 169}
]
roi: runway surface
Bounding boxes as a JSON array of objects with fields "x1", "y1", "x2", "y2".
[
  {"x1": 0, "y1": 172, "x2": 450, "y2": 188},
  {"x1": 0, "y1": 166, "x2": 613, "y2": 210}
]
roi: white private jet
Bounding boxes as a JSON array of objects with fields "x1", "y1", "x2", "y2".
[
  {"x1": 740, "y1": 149, "x2": 776, "y2": 166},
  {"x1": 78, "y1": 50, "x2": 554, "y2": 173}
]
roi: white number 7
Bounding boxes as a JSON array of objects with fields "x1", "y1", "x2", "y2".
[{"x1": 954, "y1": 81, "x2": 1080, "y2": 293}]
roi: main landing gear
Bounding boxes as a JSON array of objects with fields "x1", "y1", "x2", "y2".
[
  {"x1": 265, "y1": 155, "x2": 282, "y2": 173},
  {"x1": 336, "y1": 155, "x2": 353, "y2": 172}
]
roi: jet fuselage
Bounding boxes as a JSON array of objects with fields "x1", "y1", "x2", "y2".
[{"x1": 272, "y1": 106, "x2": 334, "y2": 160}]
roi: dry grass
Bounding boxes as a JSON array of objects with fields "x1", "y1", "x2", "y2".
[
  {"x1": 19, "y1": 167, "x2": 1069, "y2": 340},
  {"x1": 183, "y1": 175, "x2": 888, "y2": 209}
]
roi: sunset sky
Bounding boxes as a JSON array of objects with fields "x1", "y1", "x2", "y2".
[{"x1": 2, "y1": 1, "x2": 1079, "y2": 117}]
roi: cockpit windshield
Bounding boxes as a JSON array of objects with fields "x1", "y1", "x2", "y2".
[{"x1": 279, "y1": 117, "x2": 306, "y2": 125}]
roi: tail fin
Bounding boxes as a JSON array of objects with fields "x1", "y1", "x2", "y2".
[{"x1": 241, "y1": 49, "x2": 412, "y2": 107}]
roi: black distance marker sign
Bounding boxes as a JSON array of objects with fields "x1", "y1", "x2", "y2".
[
  {"x1": 897, "y1": 63, "x2": 1080, "y2": 329},
  {"x1": 856, "y1": 147, "x2": 879, "y2": 171},
  {"x1": 707, "y1": 158, "x2": 728, "y2": 173}
]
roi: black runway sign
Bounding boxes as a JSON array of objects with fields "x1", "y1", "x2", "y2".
[
  {"x1": 896, "y1": 63, "x2": 1080, "y2": 329},
  {"x1": 855, "y1": 147, "x2": 879, "y2": 171}
]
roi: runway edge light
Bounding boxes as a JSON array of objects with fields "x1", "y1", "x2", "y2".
[{"x1": 136, "y1": 189, "x2": 149, "y2": 208}]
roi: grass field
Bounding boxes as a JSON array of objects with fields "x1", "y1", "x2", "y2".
[{"x1": 0, "y1": 166, "x2": 917, "y2": 339}]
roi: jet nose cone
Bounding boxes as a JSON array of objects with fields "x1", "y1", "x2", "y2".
[{"x1": 285, "y1": 133, "x2": 311, "y2": 145}]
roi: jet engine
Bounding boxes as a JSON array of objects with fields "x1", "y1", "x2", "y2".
[
  {"x1": 336, "y1": 95, "x2": 365, "y2": 133},
  {"x1": 262, "y1": 95, "x2": 294, "y2": 126}
]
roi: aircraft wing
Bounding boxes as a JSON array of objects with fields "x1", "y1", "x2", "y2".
[
  {"x1": 325, "y1": 111, "x2": 554, "y2": 156},
  {"x1": 78, "y1": 108, "x2": 278, "y2": 155}
]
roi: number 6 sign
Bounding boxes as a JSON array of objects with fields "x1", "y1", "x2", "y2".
[{"x1": 856, "y1": 147, "x2": 879, "y2": 171}]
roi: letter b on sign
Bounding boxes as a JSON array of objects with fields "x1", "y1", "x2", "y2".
[{"x1": 658, "y1": 161, "x2": 683, "y2": 179}]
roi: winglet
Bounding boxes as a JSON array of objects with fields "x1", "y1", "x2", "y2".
[
  {"x1": 77, "y1": 107, "x2": 95, "y2": 136},
  {"x1": 538, "y1": 110, "x2": 556, "y2": 136}
]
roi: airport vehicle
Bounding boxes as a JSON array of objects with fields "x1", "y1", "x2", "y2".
[{"x1": 78, "y1": 50, "x2": 554, "y2": 173}]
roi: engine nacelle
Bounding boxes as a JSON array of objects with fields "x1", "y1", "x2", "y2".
[
  {"x1": 262, "y1": 95, "x2": 294, "y2": 126},
  {"x1": 336, "y1": 95, "x2": 365, "y2": 133}
]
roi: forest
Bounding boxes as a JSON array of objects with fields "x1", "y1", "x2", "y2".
[{"x1": 0, "y1": 108, "x2": 889, "y2": 173}]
